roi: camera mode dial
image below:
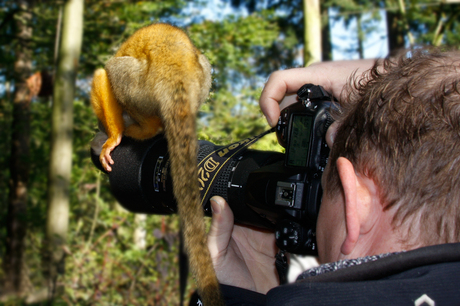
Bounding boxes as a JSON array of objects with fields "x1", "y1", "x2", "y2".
[{"x1": 275, "y1": 219, "x2": 317, "y2": 255}]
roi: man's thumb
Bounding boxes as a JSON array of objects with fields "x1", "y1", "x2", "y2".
[{"x1": 207, "y1": 196, "x2": 234, "y2": 258}]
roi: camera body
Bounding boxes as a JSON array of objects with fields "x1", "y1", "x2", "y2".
[
  {"x1": 245, "y1": 84, "x2": 335, "y2": 254},
  {"x1": 91, "y1": 84, "x2": 335, "y2": 255}
]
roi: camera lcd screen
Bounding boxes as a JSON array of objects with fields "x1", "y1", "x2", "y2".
[{"x1": 287, "y1": 114, "x2": 313, "y2": 167}]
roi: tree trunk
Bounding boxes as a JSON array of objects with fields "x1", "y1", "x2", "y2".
[
  {"x1": 386, "y1": 0, "x2": 414, "y2": 55},
  {"x1": 356, "y1": 14, "x2": 364, "y2": 59},
  {"x1": 3, "y1": 0, "x2": 33, "y2": 298},
  {"x1": 303, "y1": 0, "x2": 322, "y2": 66},
  {"x1": 386, "y1": 6, "x2": 405, "y2": 55},
  {"x1": 134, "y1": 214, "x2": 147, "y2": 250},
  {"x1": 45, "y1": 0, "x2": 83, "y2": 297},
  {"x1": 321, "y1": 5, "x2": 332, "y2": 61}
]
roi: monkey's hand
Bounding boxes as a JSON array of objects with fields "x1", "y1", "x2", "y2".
[
  {"x1": 90, "y1": 131, "x2": 116, "y2": 172},
  {"x1": 91, "y1": 113, "x2": 138, "y2": 172},
  {"x1": 91, "y1": 129, "x2": 121, "y2": 172},
  {"x1": 100, "y1": 134, "x2": 122, "y2": 172}
]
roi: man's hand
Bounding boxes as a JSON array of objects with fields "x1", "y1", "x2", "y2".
[
  {"x1": 259, "y1": 59, "x2": 376, "y2": 127},
  {"x1": 207, "y1": 196, "x2": 280, "y2": 294}
]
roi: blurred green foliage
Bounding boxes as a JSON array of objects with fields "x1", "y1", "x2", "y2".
[{"x1": 0, "y1": 0, "x2": 284, "y2": 304}]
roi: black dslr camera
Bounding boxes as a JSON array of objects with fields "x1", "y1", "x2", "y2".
[{"x1": 91, "y1": 84, "x2": 335, "y2": 255}]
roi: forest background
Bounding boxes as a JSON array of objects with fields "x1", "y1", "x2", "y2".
[{"x1": 1, "y1": 0, "x2": 460, "y2": 305}]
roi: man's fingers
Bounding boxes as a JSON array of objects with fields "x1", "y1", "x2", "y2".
[{"x1": 260, "y1": 69, "x2": 318, "y2": 127}]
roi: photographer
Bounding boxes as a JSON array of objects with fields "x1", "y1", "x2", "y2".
[{"x1": 207, "y1": 48, "x2": 460, "y2": 305}]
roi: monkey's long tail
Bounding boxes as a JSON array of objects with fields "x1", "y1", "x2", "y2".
[{"x1": 162, "y1": 87, "x2": 223, "y2": 306}]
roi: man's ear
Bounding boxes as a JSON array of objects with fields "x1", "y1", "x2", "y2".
[{"x1": 336, "y1": 157, "x2": 361, "y2": 255}]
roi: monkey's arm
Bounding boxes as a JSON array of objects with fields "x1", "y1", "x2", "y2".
[{"x1": 90, "y1": 68, "x2": 124, "y2": 172}]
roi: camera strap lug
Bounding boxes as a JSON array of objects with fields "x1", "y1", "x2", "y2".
[
  {"x1": 275, "y1": 249, "x2": 289, "y2": 285},
  {"x1": 297, "y1": 83, "x2": 333, "y2": 110}
]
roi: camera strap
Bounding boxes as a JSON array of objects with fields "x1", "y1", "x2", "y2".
[
  {"x1": 198, "y1": 127, "x2": 276, "y2": 207},
  {"x1": 275, "y1": 250, "x2": 289, "y2": 285}
]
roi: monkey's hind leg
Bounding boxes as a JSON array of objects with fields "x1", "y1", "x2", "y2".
[
  {"x1": 90, "y1": 68, "x2": 124, "y2": 172},
  {"x1": 124, "y1": 115, "x2": 163, "y2": 140}
]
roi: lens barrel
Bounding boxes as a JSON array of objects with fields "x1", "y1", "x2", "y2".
[{"x1": 92, "y1": 133, "x2": 284, "y2": 229}]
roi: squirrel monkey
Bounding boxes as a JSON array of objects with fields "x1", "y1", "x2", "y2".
[{"x1": 90, "y1": 23, "x2": 222, "y2": 305}]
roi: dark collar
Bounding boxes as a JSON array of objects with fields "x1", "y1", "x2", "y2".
[{"x1": 298, "y1": 242, "x2": 460, "y2": 283}]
